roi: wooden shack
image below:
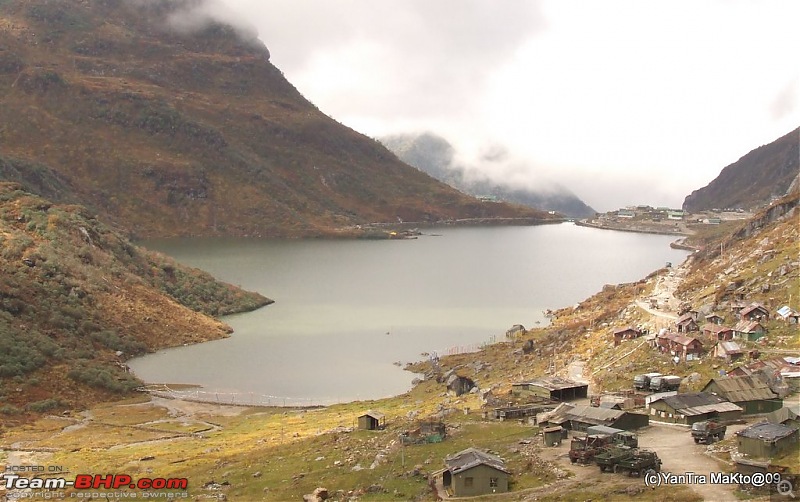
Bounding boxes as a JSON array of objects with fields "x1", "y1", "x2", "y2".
[{"x1": 357, "y1": 410, "x2": 386, "y2": 430}]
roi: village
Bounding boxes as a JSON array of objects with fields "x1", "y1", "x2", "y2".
[
  {"x1": 1, "y1": 200, "x2": 797, "y2": 501},
  {"x1": 575, "y1": 205, "x2": 753, "y2": 238},
  {"x1": 338, "y1": 247, "x2": 800, "y2": 501},
  {"x1": 345, "y1": 303, "x2": 798, "y2": 499}
]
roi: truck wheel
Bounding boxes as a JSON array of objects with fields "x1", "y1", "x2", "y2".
[
  {"x1": 612, "y1": 464, "x2": 619, "y2": 474},
  {"x1": 599, "y1": 465, "x2": 605, "y2": 473},
  {"x1": 570, "y1": 458, "x2": 576, "y2": 464},
  {"x1": 645, "y1": 469, "x2": 657, "y2": 478},
  {"x1": 693, "y1": 438, "x2": 699, "y2": 443}
]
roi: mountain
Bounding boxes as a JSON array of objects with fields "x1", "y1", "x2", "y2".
[
  {"x1": 0, "y1": 183, "x2": 270, "y2": 415},
  {"x1": 381, "y1": 132, "x2": 596, "y2": 218},
  {"x1": 0, "y1": 0, "x2": 550, "y2": 239},
  {"x1": 683, "y1": 128, "x2": 799, "y2": 212}
]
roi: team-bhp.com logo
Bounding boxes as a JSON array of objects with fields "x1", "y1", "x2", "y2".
[{"x1": 2, "y1": 473, "x2": 188, "y2": 490}]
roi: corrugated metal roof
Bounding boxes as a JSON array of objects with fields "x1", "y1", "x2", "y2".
[
  {"x1": 360, "y1": 410, "x2": 385, "y2": 420},
  {"x1": 703, "y1": 323, "x2": 733, "y2": 334},
  {"x1": 445, "y1": 448, "x2": 510, "y2": 474},
  {"x1": 564, "y1": 405, "x2": 625, "y2": 422},
  {"x1": 515, "y1": 376, "x2": 588, "y2": 391},
  {"x1": 719, "y1": 341, "x2": 742, "y2": 353},
  {"x1": 733, "y1": 320, "x2": 763, "y2": 332},
  {"x1": 704, "y1": 375, "x2": 777, "y2": 402},
  {"x1": 680, "y1": 402, "x2": 743, "y2": 416},
  {"x1": 660, "y1": 392, "x2": 727, "y2": 410},
  {"x1": 740, "y1": 304, "x2": 768, "y2": 318}
]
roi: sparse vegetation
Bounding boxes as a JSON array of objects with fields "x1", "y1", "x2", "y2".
[{"x1": 0, "y1": 183, "x2": 271, "y2": 415}]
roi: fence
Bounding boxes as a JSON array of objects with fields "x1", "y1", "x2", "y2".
[{"x1": 139, "y1": 385, "x2": 330, "y2": 408}]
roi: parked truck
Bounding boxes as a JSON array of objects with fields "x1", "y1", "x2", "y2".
[
  {"x1": 633, "y1": 372, "x2": 662, "y2": 391},
  {"x1": 586, "y1": 426, "x2": 639, "y2": 448},
  {"x1": 595, "y1": 446, "x2": 635, "y2": 473},
  {"x1": 649, "y1": 375, "x2": 681, "y2": 392},
  {"x1": 691, "y1": 420, "x2": 727, "y2": 444},
  {"x1": 568, "y1": 434, "x2": 611, "y2": 464},
  {"x1": 613, "y1": 449, "x2": 662, "y2": 477}
]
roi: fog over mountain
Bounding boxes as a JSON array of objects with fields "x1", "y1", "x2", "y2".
[{"x1": 382, "y1": 133, "x2": 596, "y2": 218}]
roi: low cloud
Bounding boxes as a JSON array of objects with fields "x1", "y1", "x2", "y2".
[
  {"x1": 158, "y1": 0, "x2": 259, "y2": 41},
  {"x1": 770, "y1": 78, "x2": 798, "y2": 121}
]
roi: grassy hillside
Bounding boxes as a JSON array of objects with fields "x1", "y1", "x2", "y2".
[
  {"x1": 2, "y1": 191, "x2": 796, "y2": 501},
  {"x1": 0, "y1": 183, "x2": 270, "y2": 419},
  {"x1": 0, "y1": 0, "x2": 553, "y2": 238}
]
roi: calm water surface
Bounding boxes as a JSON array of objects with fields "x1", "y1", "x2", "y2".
[{"x1": 129, "y1": 223, "x2": 689, "y2": 405}]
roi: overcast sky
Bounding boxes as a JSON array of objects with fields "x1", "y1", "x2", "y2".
[{"x1": 208, "y1": 0, "x2": 798, "y2": 212}]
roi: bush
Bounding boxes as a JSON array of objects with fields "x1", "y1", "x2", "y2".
[
  {"x1": 67, "y1": 364, "x2": 140, "y2": 393},
  {"x1": 0, "y1": 404, "x2": 22, "y2": 415},
  {"x1": 27, "y1": 398, "x2": 62, "y2": 413}
]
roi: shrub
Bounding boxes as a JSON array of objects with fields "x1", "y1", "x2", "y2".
[
  {"x1": 67, "y1": 364, "x2": 140, "y2": 393},
  {"x1": 27, "y1": 398, "x2": 62, "y2": 413},
  {"x1": 0, "y1": 404, "x2": 22, "y2": 415}
]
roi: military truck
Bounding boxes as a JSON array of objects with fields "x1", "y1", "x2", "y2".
[
  {"x1": 649, "y1": 375, "x2": 682, "y2": 392},
  {"x1": 633, "y1": 372, "x2": 661, "y2": 390},
  {"x1": 595, "y1": 446, "x2": 635, "y2": 472},
  {"x1": 586, "y1": 426, "x2": 639, "y2": 448},
  {"x1": 691, "y1": 420, "x2": 727, "y2": 444},
  {"x1": 568, "y1": 434, "x2": 611, "y2": 464},
  {"x1": 614, "y1": 449, "x2": 662, "y2": 477}
]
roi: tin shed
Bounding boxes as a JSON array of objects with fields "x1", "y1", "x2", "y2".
[{"x1": 736, "y1": 422, "x2": 798, "y2": 458}]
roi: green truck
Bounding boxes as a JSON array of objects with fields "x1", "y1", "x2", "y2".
[
  {"x1": 595, "y1": 446, "x2": 635, "y2": 472},
  {"x1": 691, "y1": 420, "x2": 727, "y2": 444},
  {"x1": 613, "y1": 449, "x2": 662, "y2": 477}
]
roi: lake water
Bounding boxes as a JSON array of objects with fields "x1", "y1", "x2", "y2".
[{"x1": 128, "y1": 223, "x2": 689, "y2": 405}]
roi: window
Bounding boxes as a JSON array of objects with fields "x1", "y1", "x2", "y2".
[
  {"x1": 464, "y1": 477, "x2": 473, "y2": 488},
  {"x1": 490, "y1": 477, "x2": 498, "y2": 488}
]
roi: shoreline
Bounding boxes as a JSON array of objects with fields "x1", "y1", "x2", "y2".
[{"x1": 574, "y1": 219, "x2": 691, "y2": 237}]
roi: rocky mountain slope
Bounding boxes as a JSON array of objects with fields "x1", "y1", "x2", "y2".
[
  {"x1": 0, "y1": 0, "x2": 549, "y2": 239},
  {"x1": 381, "y1": 132, "x2": 596, "y2": 218},
  {"x1": 683, "y1": 127, "x2": 799, "y2": 212},
  {"x1": 0, "y1": 183, "x2": 270, "y2": 417}
]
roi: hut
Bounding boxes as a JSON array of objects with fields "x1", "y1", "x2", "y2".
[
  {"x1": 736, "y1": 422, "x2": 799, "y2": 458},
  {"x1": 542, "y1": 426, "x2": 565, "y2": 446},
  {"x1": 613, "y1": 327, "x2": 641, "y2": 346},
  {"x1": 441, "y1": 448, "x2": 510, "y2": 497},
  {"x1": 357, "y1": 410, "x2": 386, "y2": 430},
  {"x1": 733, "y1": 320, "x2": 766, "y2": 341},
  {"x1": 511, "y1": 377, "x2": 588, "y2": 401},
  {"x1": 714, "y1": 341, "x2": 744, "y2": 362}
]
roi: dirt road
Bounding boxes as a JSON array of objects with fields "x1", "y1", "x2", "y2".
[
  {"x1": 533, "y1": 422, "x2": 748, "y2": 501},
  {"x1": 638, "y1": 422, "x2": 747, "y2": 501}
]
